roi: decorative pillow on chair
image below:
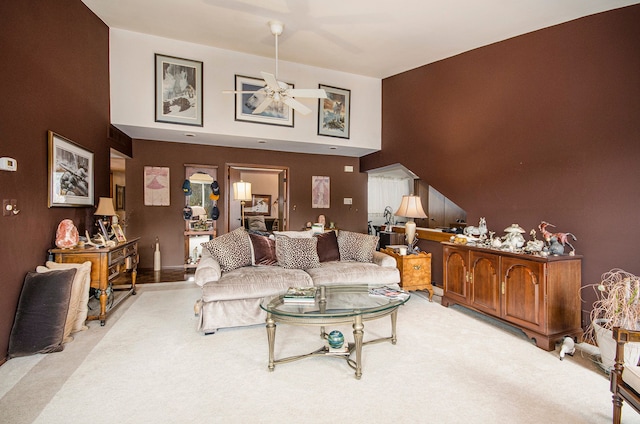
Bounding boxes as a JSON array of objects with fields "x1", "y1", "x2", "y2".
[
  {"x1": 37, "y1": 261, "x2": 92, "y2": 341},
  {"x1": 8, "y1": 269, "x2": 76, "y2": 358},
  {"x1": 247, "y1": 216, "x2": 268, "y2": 232},
  {"x1": 275, "y1": 236, "x2": 320, "y2": 269},
  {"x1": 201, "y1": 227, "x2": 252, "y2": 273},
  {"x1": 315, "y1": 231, "x2": 340, "y2": 262},
  {"x1": 337, "y1": 230, "x2": 379, "y2": 263},
  {"x1": 249, "y1": 233, "x2": 278, "y2": 266}
]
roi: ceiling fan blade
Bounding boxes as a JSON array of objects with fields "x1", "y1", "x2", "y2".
[
  {"x1": 252, "y1": 96, "x2": 274, "y2": 115},
  {"x1": 287, "y1": 88, "x2": 328, "y2": 99},
  {"x1": 283, "y1": 97, "x2": 311, "y2": 115},
  {"x1": 260, "y1": 71, "x2": 280, "y2": 92}
]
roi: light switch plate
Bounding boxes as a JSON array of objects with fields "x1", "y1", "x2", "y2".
[{"x1": 343, "y1": 198, "x2": 352, "y2": 205}]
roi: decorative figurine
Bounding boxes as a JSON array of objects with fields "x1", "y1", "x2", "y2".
[
  {"x1": 539, "y1": 221, "x2": 577, "y2": 255},
  {"x1": 55, "y1": 219, "x2": 79, "y2": 249},
  {"x1": 501, "y1": 224, "x2": 526, "y2": 251},
  {"x1": 463, "y1": 217, "x2": 488, "y2": 240},
  {"x1": 524, "y1": 229, "x2": 544, "y2": 254}
]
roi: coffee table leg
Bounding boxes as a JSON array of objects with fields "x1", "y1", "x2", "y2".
[
  {"x1": 353, "y1": 315, "x2": 364, "y2": 379},
  {"x1": 266, "y1": 313, "x2": 276, "y2": 371},
  {"x1": 391, "y1": 308, "x2": 398, "y2": 345}
]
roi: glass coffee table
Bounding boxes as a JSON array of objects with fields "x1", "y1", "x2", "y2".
[{"x1": 260, "y1": 285, "x2": 410, "y2": 379}]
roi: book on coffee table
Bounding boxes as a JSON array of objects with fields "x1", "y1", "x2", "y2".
[{"x1": 283, "y1": 287, "x2": 317, "y2": 303}]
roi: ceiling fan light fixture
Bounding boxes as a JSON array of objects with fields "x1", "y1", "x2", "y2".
[{"x1": 268, "y1": 21, "x2": 284, "y2": 36}]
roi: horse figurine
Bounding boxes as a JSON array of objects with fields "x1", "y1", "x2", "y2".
[
  {"x1": 464, "y1": 217, "x2": 488, "y2": 240},
  {"x1": 538, "y1": 221, "x2": 577, "y2": 255}
]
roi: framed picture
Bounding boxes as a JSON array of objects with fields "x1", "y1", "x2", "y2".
[
  {"x1": 318, "y1": 85, "x2": 350, "y2": 139},
  {"x1": 234, "y1": 75, "x2": 294, "y2": 127},
  {"x1": 245, "y1": 194, "x2": 272, "y2": 216},
  {"x1": 115, "y1": 185, "x2": 125, "y2": 210},
  {"x1": 112, "y1": 224, "x2": 126, "y2": 243},
  {"x1": 144, "y1": 166, "x2": 170, "y2": 206},
  {"x1": 48, "y1": 131, "x2": 94, "y2": 207},
  {"x1": 312, "y1": 176, "x2": 330, "y2": 208},
  {"x1": 155, "y1": 54, "x2": 203, "y2": 127}
]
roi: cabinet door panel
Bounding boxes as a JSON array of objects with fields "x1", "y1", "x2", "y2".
[
  {"x1": 443, "y1": 248, "x2": 467, "y2": 304},
  {"x1": 502, "y1": 257, "x2": 545, "y2": 333},
  {"x1": 469, "y1": 251, "x2": 499, "y2": 315}
]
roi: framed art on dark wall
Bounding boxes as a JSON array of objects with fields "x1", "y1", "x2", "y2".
[
  {"x1": 155, "y1": 54, "x2": 203, "y2": 127},
  {"x1": 318, "y1": 85, "x2": 350, "y2": 139},
  {"x1": 245, "y1": 194, "x2": 272, "y2": 216},
  {"x1": 48, "y1": 131, "x2": 94, "y2": 207},
  {"x1": 234, "y1": 75, "x2": 294, "y2": 127}
]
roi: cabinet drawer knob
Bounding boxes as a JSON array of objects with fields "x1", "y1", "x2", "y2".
[{"x1": 413, "y1": 265, "x2": 421, "y2": 270}]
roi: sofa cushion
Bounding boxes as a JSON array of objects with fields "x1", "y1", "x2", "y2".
[
  {"x1": 201, "y1": 266, "x2": 313, "y2": 302},
  {"x1": 37, "y1": 261, "x2": 91, "y2": 341},
  {"x1": 275, "y1": 236, "x2": 320, "y2": 269},
  {"x1": 305, "y1": 261, "x2": 400, "y2": 286},
  {"x1": 273, "y1": 229, "x2": 314, "y2": 238},
  {"x1": 8, "y1": 269, "x2": 76, "y2": 358},
  {"x1": 202, "y1": 227, "x2": 252, "y2": 273},
  {"x1": 249, "y1": 233, "x2": 278, "y2": 266},
  {"x1": 247, "y1": 216, "x2": 267, "y2": 232},
  {"x1": 315, "y1": 231, "x2": 340, "y2": 263},
  {"x1": 337, "y1": 230, "x2": 379, "y2": 263}
]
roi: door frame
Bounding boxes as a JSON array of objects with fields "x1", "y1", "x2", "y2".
[{"x1": 226, "y1": 163, "x2": 289, "y2": 233}]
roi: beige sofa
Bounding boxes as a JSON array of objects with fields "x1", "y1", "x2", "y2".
[{"x1": 194, "y1": 228, "x2": 400, "y2": 333}]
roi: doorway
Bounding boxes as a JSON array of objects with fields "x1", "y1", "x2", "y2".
[
  {"x1": 227, "y1": 164, "x2": 289, "y2": 232},
  {"x1": 110, "y1": 149, "x2": 129, "y2": 233}
]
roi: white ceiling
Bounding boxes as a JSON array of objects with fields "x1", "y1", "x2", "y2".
[{"x1": 82, "y1": 0, "x2": 638, "y2": 78}]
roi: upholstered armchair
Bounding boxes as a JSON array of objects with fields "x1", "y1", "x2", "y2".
[{"x1": 611, "y1": 327, "x2": 640, "y2": 423}]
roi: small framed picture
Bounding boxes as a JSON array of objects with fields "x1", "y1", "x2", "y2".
[
  {"x1": 318, "y1": 85, "x2": 350, "y2": 139},
  {"x1": 312, "y1": 176, "x2": 330, "y2": 208},
  {"x1": 234, "y1": 75, "x2": 294, "y2": 127},
  {"x1": 48, "y1": 131, "x2": 94, "y2": 207},
  {"x1": 245, "y1": 194, "x2": 272, "y2": 216},
  {"x1": 112, "y1": 224, "x2": 126, "y2": 243},
  {"x1": 155, "y1": 54, "x2": 203, "y2": 127}
]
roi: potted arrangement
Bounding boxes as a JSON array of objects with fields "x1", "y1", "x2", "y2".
[{"x1": 583, "y1": 268, "x2": 640, "y2": 371}]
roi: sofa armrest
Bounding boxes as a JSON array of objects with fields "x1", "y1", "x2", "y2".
[
  {"x1": 194, "y1": 249, "x2": 222, "y2": 287},
  {"x1": 372, "y1": 251, "x2": 397, "y2": 268}
]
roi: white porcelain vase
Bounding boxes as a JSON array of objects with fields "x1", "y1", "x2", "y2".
[{"x1": 594, "y1": 319, "x2": 640, "y2": 371}]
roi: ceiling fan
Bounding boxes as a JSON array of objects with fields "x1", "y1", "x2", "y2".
[{"x1": 223, "y1": 20, "x2": 327, "y2": 116}]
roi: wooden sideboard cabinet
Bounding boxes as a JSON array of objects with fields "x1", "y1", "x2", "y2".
[
  {"x1": 382, "y1": 248, "x2": 434, "y2": 301},
  {"x1": 49, "y1": 237, "x2": 139, "y2": 326},
  {"x1": 442, "y1": 242, "x2": 582, "y2": 351}
]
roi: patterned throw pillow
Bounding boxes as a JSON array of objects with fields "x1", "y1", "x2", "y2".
[
  {"x1": 201, "y1": 227, "x2": 252, "y2": 273},
  {"x1": 337, "y1": 230, "x2": 379, "y2": 263},
  {"x1": 275, "y1": 236, "x2": 320, "y2": 269}
]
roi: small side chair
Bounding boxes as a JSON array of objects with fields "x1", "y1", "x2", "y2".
[{"x1": 611, "y1": 327, "x2": 640, "y2": 423}]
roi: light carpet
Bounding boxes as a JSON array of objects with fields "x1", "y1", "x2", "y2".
[{"x1": 1, "y1": 281, "x2": 639, "y2": 424}]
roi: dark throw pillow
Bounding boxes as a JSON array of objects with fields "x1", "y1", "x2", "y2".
[
  {"x1": 249, "y1": 233, "x2": 278, "y2": 266},
  {"x1": 8, "y1": 269, "x2": 76, "y2": 358},
  {"x1": 315, "y1": 231, "x2": 340, "y2": 262}
]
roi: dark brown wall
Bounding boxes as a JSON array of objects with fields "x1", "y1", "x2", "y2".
[
  {"x1": 127, "y1": 140, "x2": 367, "y2": 269},
  {"x1": 361, "y1": 4, "x2": 640, "y2": 324},
  {"x1": 0, "y1": 1, "x2": 112, "y2": 361}
]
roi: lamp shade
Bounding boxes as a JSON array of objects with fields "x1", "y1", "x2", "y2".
[
  {"x1": 233, "y1": 181, "x2": 252, "y2": 201},
  {"x1": 394, "y1": 195, "x2": 427, "y2": 219},
  {"x1": 94, "y1": 197, "x2": 117, "y2": 216}
]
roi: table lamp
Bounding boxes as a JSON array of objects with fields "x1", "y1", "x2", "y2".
[
  {"x1": 394, "y1": 195, "x2": 427, "y2": 253},
  {"x1": 94, "y1": 197, "x2": 117, "y2": 238},
  {"x1": 233, "y1": 181, "x2": 252, "y2": 228}
]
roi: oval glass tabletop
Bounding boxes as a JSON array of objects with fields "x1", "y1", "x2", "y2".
[{"x1": 260, "y1": 284, "x2": 410, "y2": 319}]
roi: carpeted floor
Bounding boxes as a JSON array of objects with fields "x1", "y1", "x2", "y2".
[{"x1": 1, "y1": 281, "x2": 639, "y2": 424}]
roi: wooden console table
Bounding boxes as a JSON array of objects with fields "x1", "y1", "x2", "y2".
[
  {"x1": 442, "y1": 242, "x2": 582, "y2": 350},
  {"x1": 49, "y1": 237, "x2": 139, "y2": 326}
]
